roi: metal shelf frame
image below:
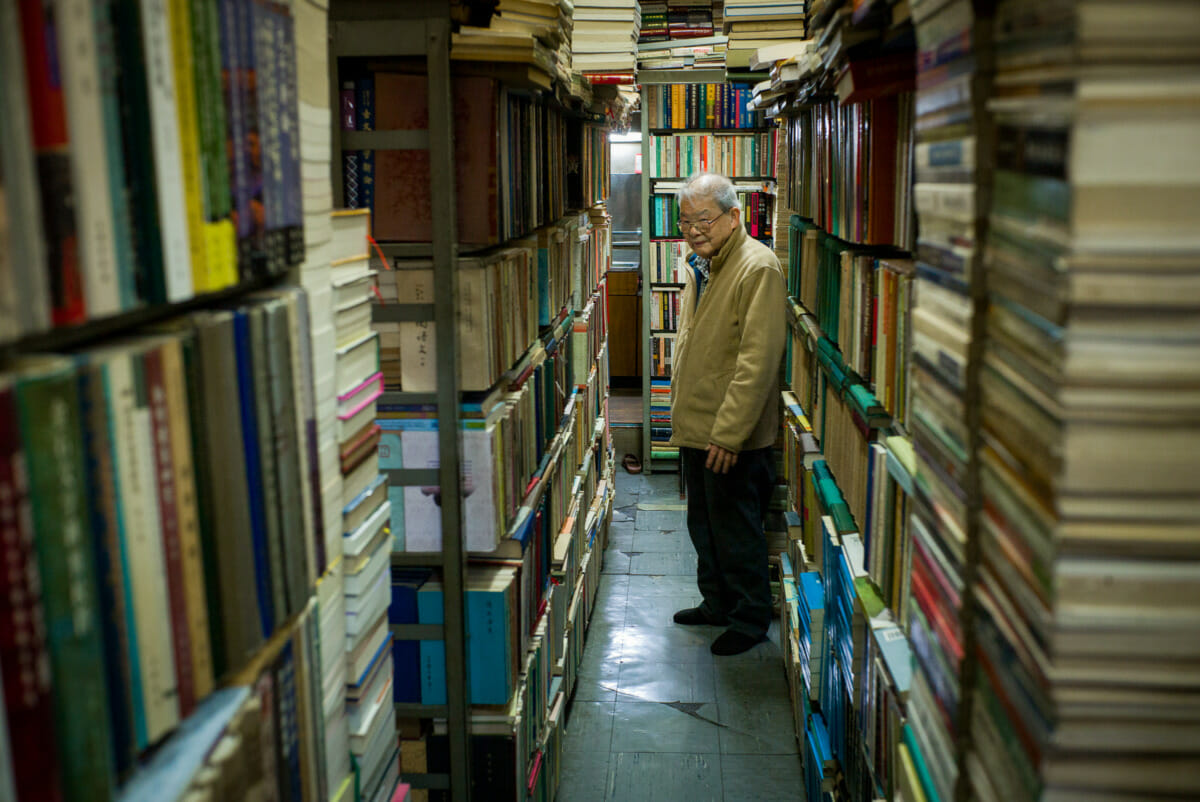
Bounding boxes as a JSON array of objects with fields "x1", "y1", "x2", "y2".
[{"x1": 329, "y1": 1, "x2": 471, "y2": 797}]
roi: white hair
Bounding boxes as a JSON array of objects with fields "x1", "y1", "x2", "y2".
[{"x1": 678, "y1": 172, "x2": 740, "y2": 213}]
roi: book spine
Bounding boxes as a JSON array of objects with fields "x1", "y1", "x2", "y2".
[
  {"x1": 233, "y1": 309, "x2": 276, "y2": 638},
  {"x1": 17, "y1": 0, "x2": 86, "y2": 326},
  {"x1": 236, "y1": 0, "x2": 265, "y2": 275},
  {"x1": 91, "y1": 0, "x2": 139, "y2": 311},
  {"x1": 76, "y1": 361, "x2": 136, "y2": 776},
  {"x1": 111, "y1": 0, "x2": 164, "y2": 305},
  {"x1": 194, "y1": 0, "x2": 236, "y2": 289},
  {"x1": 16, "y1": 363, "x2": 116, "y2": 801},
  {"x1": 168, "y1": 0, "x2": 212, "y2": 288},
  {"x1": 161, "y1": 338, "x2": 216, "y2": 702},
  {"x1": 143, "y1": 346, "x2": 196, "y2": 718},
  {"x1": 277, "y1": 5, "x2": 304, "y2": 266},
  {"x1": 340, "y1": 81, "x2": 359, "y2": 208},
  {"x1": 0, "y1": 383, "x2": 65, "y2": 802},
  {"x1": 54, "y1": 0, "x2": 122, "y2": 318},
  {"x1": 252, "y1": 0, "x2": 285, "y2": 275},
  {"x1": 0, "y1": 2, "x2": 51, "y2": 338},
  {"x1": 248, "y1": 306, "x2": 289, "y2": 623},
  {"x1": 356, "y1": 76, "x2": 375, "y2": 220},
  {"x1": 139, "y1": 0, "x2": 195, "y2": 302},
  {"x1": 216, "y1": 0, "x2": 249, "y2": 281}
]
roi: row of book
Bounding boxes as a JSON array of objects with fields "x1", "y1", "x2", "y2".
[
  {"x1": 0, "y1": 289, "x2": 332, "y2": 800},
  {"x1": 648, "y1": 189, "x2": 776, "y2": 239},
  {"x1": 788, "y1": 220, "x2": 914, "y2": 424},
  {"x1": 785, "y1": 94, "x2": 916, "y2": 250},
  {"x1": 0, "y1": 0, "x2": 306, "y2": 343},
  {"x1": 647, "y1": 240, "x2": 689, "y2": 284},
  {"x1": 344, "y1": 73, "x2": 609, "y2": 250},
  {"x1": 647, "y1": 131, "x2": 779, "y2": 178},
  {"x1": 644, "y1": 83, "x2": 769, "y2": 130},
  {"x1": 650, "y1": 288, "x2": 682, "y2": 331}
]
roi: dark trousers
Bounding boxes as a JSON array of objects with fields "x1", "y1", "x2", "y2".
[{"x1": 681, "y1": 445, "x2": 774, "y2": 638}]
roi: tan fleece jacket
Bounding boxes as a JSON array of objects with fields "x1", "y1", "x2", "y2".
[{"x1": 669, "y1": 225, "x2": 788, "y2": 453}]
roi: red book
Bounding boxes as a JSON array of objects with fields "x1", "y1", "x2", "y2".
[
  {"x1": 583, "y1": 72, "x2": 635, "y2": 85},
  {"x1": 373, "y1": 73, "x2": 500, "y2": 247},
  {"x1": 17, "y1": 0, "x2": 85, "y2": 325},
  {"x1": 143, "y1": 346, "x2": 195, "y2": 717},
  {"x1": 0, "y1": 384, "x2": 65, "y2": 802}
]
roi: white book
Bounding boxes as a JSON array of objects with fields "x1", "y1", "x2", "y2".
[
  {"x1": 56, "y1": 0, "x2": 121, "y2": 316},
  {"x1": 345, "y1": 567, "x2": 389, "y2": 640},
  {"x1": 330, "y1": 209, "x2": 371, "y2": 260},
  {"x1": 106, "y1": 350, "x2": 180, "y2": 742},
  {"x1": 335, "y1": 332, "x2": 380, "y2": 397},
  {"x1": 343, "y1": 500, "x2": 391, "y2": 560},
  {"x1": 138, "y1": 0, "x2": 193, "y2": 300}
]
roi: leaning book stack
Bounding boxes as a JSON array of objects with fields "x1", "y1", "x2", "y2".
[{"x1": 967, "y1": 4, "x2": 1200, "y2": 801}]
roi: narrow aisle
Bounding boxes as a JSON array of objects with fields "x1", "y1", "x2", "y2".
[{"x1": 558, "y1": 471, "x2": 805, "y2": 801}]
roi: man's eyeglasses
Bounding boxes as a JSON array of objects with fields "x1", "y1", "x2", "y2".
[{"x1": 677, "y1": 208, "x2": 730, "y2": 234}]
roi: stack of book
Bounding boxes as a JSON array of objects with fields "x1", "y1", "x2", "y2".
[
  {"x1": 295, "y1": 1, "x2": 356, "y2": 795},
  {"x1": 637, "y1": 34, "x2": 730, "y2": 71},
  {"x1": 326, "y1": 211, "x2": 397, "y2": 802},
  {"x1": 639, "y1": 1, "x2": 670, "y2": 40},
  {"x1": 647, "y1": 241, "x2": 689, "y2": 282},
  {"x1": 723, "y1": 0, "x2": 808, "y2": 68},
  {"x1": 644, "y1": 83, "x2": 768, "y2": 128},
  {"x1": 904, "y1": 0, "x2": 987, "y2": 797},
  {"x1": 647, "y1": 131, "x2": 778, "y2": 178},
  {"x1": 571, "y1": 0, "x2": 641, "y2": 75},
  {"x1": 968, "y1": 3, "x2": 1200, "y2": 800},
  {"x1": 0, "y1": 0, "x2": 305, "y2": 341}
]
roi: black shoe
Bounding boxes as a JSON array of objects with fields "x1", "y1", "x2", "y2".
[
  {"x1": 673, "y1": 607, "x2": 729, "y2": 626},
  {"x1": 710, "y1": 629, "x2": 765, "y2": 656}
]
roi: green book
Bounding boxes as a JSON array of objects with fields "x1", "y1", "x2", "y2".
[{"x1": 15, "y1": 357, "x2": 115, "y2": 801}]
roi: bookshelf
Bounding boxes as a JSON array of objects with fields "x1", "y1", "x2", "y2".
[
  {"x1": 330, "y1": 2, "x2": 617, "y2": 800},
  {"x1": 763, "y1": 5, "x2": 929, "y2": 801},
  {"x1": 0, "y1": 1, "x2": 352, "y2": 801},
  {"x1": 638, "y1": 78, "x2": 778, "y2": 474}
]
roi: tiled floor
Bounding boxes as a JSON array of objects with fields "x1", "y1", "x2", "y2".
[{"x1": 558, "y1": 471, "x2": 805, "y2": 801}]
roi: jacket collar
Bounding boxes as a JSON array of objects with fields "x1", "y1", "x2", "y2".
[{"x1": 710, "y1": 224, "x2": 747, "y2": 273}]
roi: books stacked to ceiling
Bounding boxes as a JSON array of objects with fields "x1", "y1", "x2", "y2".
[
  {"x1": 722, "y1": 0, "x2": 807, "y2": 69},
  {"x1": 969, "y1": 3, "x2": 1200, "y2": 801},
  {"x1": 453, "y1": 0, "x2": 570, "y2": 86},
  {"x1": 904, "y1": 0, "x2": 985, "y2": 798},
  {"x1": 330, "y1": 211, "x2": 399, "y2": 802},
  {"x1": 572, "y1": 0, "x2": 640, "y2": 77}
]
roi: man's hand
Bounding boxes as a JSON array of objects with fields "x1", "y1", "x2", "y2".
[{"x1": 705, "y1": 443, "x2": 738, "y2": 475}]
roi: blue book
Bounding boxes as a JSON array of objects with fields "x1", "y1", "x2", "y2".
[
  {"x1": 390, "y1": 569, "x2": 429, "y2": 703},
  {"x1": 466, "y1": 566, "x2": 516, "y2": 705},
  {"x1": 417, "y1": 582, "x2": 446, "y2": 705},
  {"x1": 275, "y1": 641, "x2": 302, "y2": 802},
  {"x1": 232, "y1": 309, "x2": 275, "y2": 637}
]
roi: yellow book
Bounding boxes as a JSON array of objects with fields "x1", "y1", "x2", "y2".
[
  {"x1": 706, "y1": 84, "x2": 715, "y2": 127},
  {"x1": 897, "y1": 741, "x2": 930, "y2": 802},
  {"x1": 169, "y1": 0, "x2": 211, "y2": 292}
]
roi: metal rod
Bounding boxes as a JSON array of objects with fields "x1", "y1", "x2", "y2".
[{"x1": 426, "y1": 15, "x2": 472, "y2": 802}]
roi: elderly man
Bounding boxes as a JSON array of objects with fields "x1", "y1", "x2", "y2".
[{"x1": 669, "y1": 172, "x2": 788, "y2": 656}]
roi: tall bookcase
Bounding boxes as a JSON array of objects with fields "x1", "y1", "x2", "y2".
[
  {"x1": 638, "y1": 73, "x2": 778, "y2": 474},
  {"x1": 329, "y1": 3, "x2": 616, "y2": 800}
]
